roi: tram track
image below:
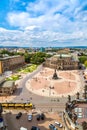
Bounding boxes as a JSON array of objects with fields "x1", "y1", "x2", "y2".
[{"x1": 34, "y1": 103, "x2": 65, "y2": 112}]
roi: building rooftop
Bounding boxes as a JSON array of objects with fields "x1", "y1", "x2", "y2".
[
  {"x1": 0, "y1": 80, "x2": 14, "y2": 88},
  {"x1": 0, "y1": 55, "x2": 22, "y2": 61},
  {"x1": 74, "y1": 103, "x2": 87, "y2": 124},
  {"x1": 52, "y1": 54, "x2": 79, "y2": 61},
  {"x1": 0, "y1": 76, "x2": 6, "y2": 84},
  {"x1": 54, "y1": 54, "x2": 71, "y2": 58},
  {"x1": 65, "y1": 99, "x2": 87, "y2": 130}
]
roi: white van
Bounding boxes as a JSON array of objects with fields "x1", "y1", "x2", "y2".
[
  {"x1": 20, "y1": 127, "x2": 27, "y2": 130},
  {"x1": 27, "y1": 113, "x2": 33, "y2": 121}
]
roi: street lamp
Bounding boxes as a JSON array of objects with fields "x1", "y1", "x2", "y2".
[
  {"x1": 68, "y1": 95, "x2": 71, "y2": 102},
  {"x1": 49, "y1": 86, "x2": 54, "y2": 96},
  {"x1": 27, "y1": 99, "x2": 30, "y2": 104},
  {"x1": 69, "y1": 72, "x2": 71, "y2": 87}
]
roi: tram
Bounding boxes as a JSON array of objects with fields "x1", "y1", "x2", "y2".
[{"x1": 0, "y1": 102, "x2": 33, "y2": 108}]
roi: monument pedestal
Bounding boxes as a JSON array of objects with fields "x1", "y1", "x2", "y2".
[{"x1": 52, "y1": 69, "x2": 58, "y2": 80}]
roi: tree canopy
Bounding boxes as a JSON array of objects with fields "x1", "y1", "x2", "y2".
[
  {"x1": 79, "y1": 56, "x2": 87, "y2": 64},
  {"x1": 30, "y1": 52, "x2": 51, "y2": 64}
]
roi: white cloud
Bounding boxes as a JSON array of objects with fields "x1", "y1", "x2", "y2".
[
  {"x1": 2, "y1": 0, "x2": 87, "y2": 46},
  {"x1": 25, "y1": 25, "x2": 40, "y2": 31},
  {"x1": 7, "y1": 0, "x2": 87, "y2": 30},
  {"x1": 0, "y1": 27, "x2": 87, "y2": 47},
  {"x1": 7, "y1": 12, "x2": 30, "y2": 27}
]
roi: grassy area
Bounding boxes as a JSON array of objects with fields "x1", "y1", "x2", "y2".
[
  {"x1": 6, "y1": 74, "x2": 21, "y2": 81},
  {"x1": 6, "y1": 64, "x2": 38, "y2": 81},
  {"x1": 18, "y1": 64, "x2": 38, "y2": 73}
]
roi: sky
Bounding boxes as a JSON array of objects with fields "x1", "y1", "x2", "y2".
[{"x1": 0, "y1": 0, "x2": 87, "y2": 47}]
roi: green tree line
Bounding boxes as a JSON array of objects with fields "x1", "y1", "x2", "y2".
[
  {"x1": 79, "y1": 56, "x2": 87, "y2": 68},
  {"x1": 0, "y1": 50, "x2": 51, "y2": 65}
]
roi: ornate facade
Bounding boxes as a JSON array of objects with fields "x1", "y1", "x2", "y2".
[
  {"x1": 0, "y1": 55, "x2": 25, "y2": 74},
  {"x1": 43, "y1": 54, "x2": 79, "y2": 70}
]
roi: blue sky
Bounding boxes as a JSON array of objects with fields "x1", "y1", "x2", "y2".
[{"x1": 0, "y1": 0, "x2": 87, "y2": 47}]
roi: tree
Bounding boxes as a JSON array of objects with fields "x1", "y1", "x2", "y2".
[
  {"x1": 24, "y1": 53, "x2": 33, "y2": 63},
  {"x1": 84, "y1": 60, "x2": 87, "y2": 68},
  {"x1": 79, "y1": 56, "x2": 87, "y2": 64},
  {"x1": 76, "y1": 92, "x2": 80, "y2": 99},
  {"x1": 82, "y1": 121, "x2": 87, "y2": 130},
  {"x1": 72, "y1": 113, "x2": 77, "y2": 124},
  {"x1": 30, "y1": 52, "x2": 48, "y2": 64}
]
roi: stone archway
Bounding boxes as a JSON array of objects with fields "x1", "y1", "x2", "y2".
[{"x1": 57, "y1": 66, "x2": 63, "y2": 70}]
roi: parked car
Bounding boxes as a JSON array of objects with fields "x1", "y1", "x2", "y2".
[
  {"x1": 28, "y1": 113, "x2": 33, "y2": 121},
  {"x1": 31, "y1": 126, "x2": 40, "y2": 130},
  {"x1": 85, "y1": 80, "x2": 87, "y2": 83},
  {"x1": 40, "y1": 113, "x2": 45, "y2": 120},
  {"x1": 49, "y1": 124, "x2": 58, "y2": 130},
  {"x1": 54, "y1": 121, "x2": 63, "y2": 128},
  {"x1": 16, "y1": 112, "x2": 22, "y2": 119},
  {"x1": 36, "y1": 114, "x2": 40, "y2": 121}
]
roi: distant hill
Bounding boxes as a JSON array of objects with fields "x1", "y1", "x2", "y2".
[
  {"x1": 0, "y1": 45, "x2": 87, "y2": 49},
  {"x1": 66, "y1": 46, "x2": 87, "y2": 49}
]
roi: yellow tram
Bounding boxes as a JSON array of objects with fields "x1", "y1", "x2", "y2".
[{"x1": 1, "y1": 102, "x2": 33, "y2": 109}]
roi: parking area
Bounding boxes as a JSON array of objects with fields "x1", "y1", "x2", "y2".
[{"x1": 2, "y1": 109, "x2": 64, "y2": 130}]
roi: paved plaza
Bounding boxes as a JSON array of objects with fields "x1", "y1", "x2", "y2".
[
  {"x1": 0, "y1": 67, "x2": 84, "y2": 104},
  {"x1": 26, "y1": 67, "x2": 82, "y2": 97}
]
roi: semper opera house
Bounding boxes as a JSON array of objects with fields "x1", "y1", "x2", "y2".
[{"x1": 43, "y1": 54, "x2": 79, "y2": 70}]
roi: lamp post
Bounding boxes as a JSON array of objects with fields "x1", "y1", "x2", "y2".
[
  {"x1": 27, "y1": 99, "x2": 29, "y2": 104},
  {"x1": 49, "y1": 86, "x2": 51, "y2": 96},
  {"x1": 69, "y1": 72, "x2": 71, "y2": 87},
  {"x1": 49, "y1": 86, "x2": 54, "y2": 96},
  {"x1": 68, "y1": 95, "x2": 71, "y2": 102},
  {"x1": 76, "y1": 92, "x2": 80, "y2": 99}
]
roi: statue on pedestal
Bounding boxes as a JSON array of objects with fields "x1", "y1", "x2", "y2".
[{"x1": 52, "y1": 69, "x2": 58, "y2": 80}]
